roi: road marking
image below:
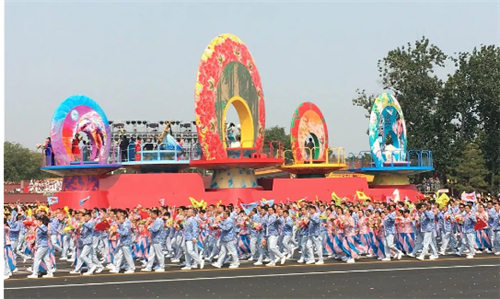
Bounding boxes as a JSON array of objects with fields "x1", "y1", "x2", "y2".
[
  {"x1": 6, "y1": 255, "x2": 497, "y2": 281},
  {"x1": 5, "y1": 263, "x2": 499, "y2": 290}
]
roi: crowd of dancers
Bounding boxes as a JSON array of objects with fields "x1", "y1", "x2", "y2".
[{"x1": 4, "y1": 196, "x2": 500, "y2": 279}]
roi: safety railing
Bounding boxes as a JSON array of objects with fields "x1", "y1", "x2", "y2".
[
  {"x1": 113, "y1": 142, "x2": 201, "y2": 163},
  {"x1": 347, "y1": 149, "x2": 433, "y2": 170},
  {"x1": 282, "y1": 147, "x2": 345, "y2": 166}
]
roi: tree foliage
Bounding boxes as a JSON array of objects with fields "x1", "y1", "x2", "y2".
[
  {"x1": 452, "y1": 143, "x2": 488, "y2": 194},
  {"x1": 4, "y1": 141, "x2": 50, "y2": 181},
  {"x1": 353, "y1": 37, "x2": 499, "y2": 194}
]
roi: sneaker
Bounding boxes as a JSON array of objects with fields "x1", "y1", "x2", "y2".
[
  {"x1": 109, "y1": 269, "x2": 119, "y2": 273},
  {"x1": 106, "y1": 264, "x2": 114, "y2": 270},
  {"x1": 69, "y1": 270, "x2": 81, "y2": 275},
  {"x1": 346, "y1": 258, "x2": 355, "y2": 264},
  {"x1": 3, "y1": 275, "x2": 10, "y2": 280},
  {"x1": 297, "y1": 258, "x2": 304, "y2": 263},
  {"x1": 141, "y1": 268, "x2": 152, "y2": 272},
  {"x1": 485, "y1": 249, "x2": 492, "y2": 254},
  {"x1": 27, "y1": 273, "x2": 38, "y2": 279},
  {"x1": 315, "y1": 260, "x2": 325, "y2": 265},
  {"x1": 397, "y1": 252, "x2": 403, "y2": 260},
  {"x1": 229, "y1": 264, "x2": 239, "y2": 269},
  {"x1": 265, "y1": 262, "x2": 276, "y2": 267},
  {"x1": 43, "y1": 272, "x2": 54, "y2": 278},
  {"x1": 13, "y1": 268, "x2": 18, "y2": 273},
  {"x1": 263, "y1": 258, "x2": 271, "y2": 262},
  {"x1": 247, "y1": 257, "x2": 253, "y2": 261},
  {"x1": 171, "y1": 259, "x2": 180, "y2": 263},
  {"x1": 466, "y1": 255, "x2": 474, "y2": 259},
  {"x1": 438, "y1": 251, "x2": 445, "y2": 256},
  {"x1": 211, "y1": 263, "x2": 221, "y2": 269},
  {"x1": 305, "y1": 260, "x2": 315, "y2": 264},
  {"x1": 495, "y1": 252, "x2": 500, "y2": 256},
  {"x1": 456, "y1": 253, "x2": 462, "y2": 256},
  {"x1": 154, "y1": 268, "x2": 165, "y2": 272},
  {"x1": 95, "y1": 266, "x2": 104, "y2": 274},
  {"x1": 200, "y1": 259, "x2": 205, "y2": 269},
  {"x1": 381, "y1": 257, "x2": 391, "y2": 261},
  {"x1": 280, "y1": 256, "x2": 286, "y2": 265},
  {"x1": 429, "y1": 255, "x2": 438, "y2": 260},
  {"x1": 416, "y1": 255, "x2": 425, "y2": 261},
  {"x1": 124, "y1": 269, "x2": 135, "y2": 274},
  {"x1": 253, "y1": 261, "x2": 263, "y2": 266},
  {"x1": 83, "y1": 265, "x2": 97, "y2": 276},
  {"x1": 366, "y1": 254, "x2": 374, "y2": 258},
  {"x1": 407, "y1": 253, "x2": 415, "y2": 258}
]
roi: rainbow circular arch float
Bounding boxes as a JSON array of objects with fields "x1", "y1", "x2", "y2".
[
  {"x1": 348, "y1": 93, "x2": 433, "y2": 185},
  {"x1": 43, "y1": 94, "x2": 120, "y2": 176},
  {"x1": 190, "y1": 33, "x2": 283, "y2": 188},
  {"x1": 280, "y1": 102, "x2": 346, "y2": 177}
]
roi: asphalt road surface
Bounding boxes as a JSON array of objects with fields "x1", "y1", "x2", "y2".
[{"x1": 5, "y1": 255, "x2": 500, "y2": 298}]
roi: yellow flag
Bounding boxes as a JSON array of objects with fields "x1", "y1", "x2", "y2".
[
  {"x1": 331, "y1": 192, "x2": 342, "y2": 206},
  {"x1": 436, "y1": 193, "x2": 450, "y2": 208},
  {"x1": 189, "y1": 197, "x2": 207, "y2": 209},
  {"x1": 356, "y1": 191, "x2": 371, "y2": 202}
]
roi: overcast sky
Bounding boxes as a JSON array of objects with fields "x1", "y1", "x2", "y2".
[{"x1": 5, "y1": 0, "x2": 499, "y2": 154}]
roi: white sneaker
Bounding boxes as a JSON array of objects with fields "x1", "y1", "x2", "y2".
[
  {"x1": 200, "y1": 259, "x2": 205, "y2": 269},
  {"x1": 366, "y1": 254, "x2": 374, "y2": 258},
  {"x1": 264, "y1": 258, "x2": 271, "y2": 262},
  {"x1": 3, "y1": 275, "x2": 10, "y2": 280},
  {"x1": 181, "y1": 266, "x2": 192, "y2": 270},
  {"x1": 495, "y1": 252, "x2": 500, "y2": 256},
  {"x1": 265, "y1": 262, "x2": 276, "y2": 267},
  {"x1": 83, "y1": 265, "x2": 97, "y2": 276},
  {"x1": 397, "y1": 252, "x2": 403, "y2": 260},
  {"x1": 416, "y1": 255, "x2": 425, "y2": 261},
  {"x1": 438, "y1": 251, "x2": 445, "y2": 256},
  {"x1": 305, "y1": 260, "x2": 315, "y2": 264},
  {"x1": 69, "y1": 270, "x2": 81, "y2": 275},
  {"x1": 346, "y1": 258, "x2": 355, "y2": 264},
  {"x1": 43, "y1": 272, "x2": 54, "y2": 278},
  {"x1": 280, "y1": 256, "x2": 286, "y2": 265},
  {"x1": 171, "y1": 259, "x2": 180, "y2": 263},
  {"x1": 155, "y1": 268, "x2": 165, "y2": 272},
  {"x1": 407, "y1": 253, "x2": 415, "y2": 258},
  {"x1": 109, "y1": 269, "x2": 119, "y2": 273},
  {"x1": 229, "y1": 264, "x2": 239, "y2": 269},
  {"x1": 141, "y1": 268, "x2": 152, "y2": 272},
  {"x1": 297, "y1": 258, "x2": 304, "y2": 263},
  {"x1": 124, "y1": 269, "x2": 135, "y2": 274},
  {"x1": 27, "y1": 273, "x2": 38, "y2": 279},
  {"x1": 211, "y1": 263, "x2": 221, "y2": 269},
  {"x1": 253, "y1": 261, "x2": 263, "y2": 266},
  {"x1": 466, "y1": 255, "x2": 474, "y2": 259},
  {"x1": 95, "y1": 266, "x2": 104, "y2": 273},
  {"x1": 13, "y1": 268, "x2": 18, "y2": 273},
  {"x1": 247, "y1": 257, "x2": 253, "y2": 261},
  {"x1": 106, "y1": 264, "x2": 114, "y2": 270},
  {"x1": 429, "y1": 255, "x2": 438, "y2": 260},
  {"x1": 381, "y1": 257, "x2": 391, "y2": 261},
  {"x1": 315, "y1": 260, "x2": 324, "y2": 265}
]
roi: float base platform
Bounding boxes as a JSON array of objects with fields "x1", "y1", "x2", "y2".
[{"x1": 49, "y1": 173, "x2": 424, "y2": 209}]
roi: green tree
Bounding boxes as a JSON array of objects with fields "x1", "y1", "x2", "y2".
[
  {"x1": 4, "y1": 141, "x2": 49, "y2": 181},
  {"x1": 444, "y1": 45, "x2": 500, "y2": 193},
  {"x1": 264, "y1": 126, "x2": 291, "y2": 160},
  {"x1": 452, "y1": 143, "x2": 488, "y2": 193}
]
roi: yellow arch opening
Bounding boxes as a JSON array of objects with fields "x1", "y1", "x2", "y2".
[{"x1": 222, "y1": 96, "x2": 254, "y2": 148}]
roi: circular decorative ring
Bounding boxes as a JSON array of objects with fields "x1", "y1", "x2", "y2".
[
  {"x1": 368, "y1": 93, "x2": 407, "y2": 167},
  {"x1": 50, "y1": 95, "x2": 111, "y2": 165},
  {"x1": 194, "y1": 33, "x2": 265, "y2": 160},
  {"x1": 290, "y1": 102, "x2": 328, "y2": 162}
]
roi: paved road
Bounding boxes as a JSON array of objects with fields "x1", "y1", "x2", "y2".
[{"x1": 5, "y1": 255, "x2": 500, "y2": 298}]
